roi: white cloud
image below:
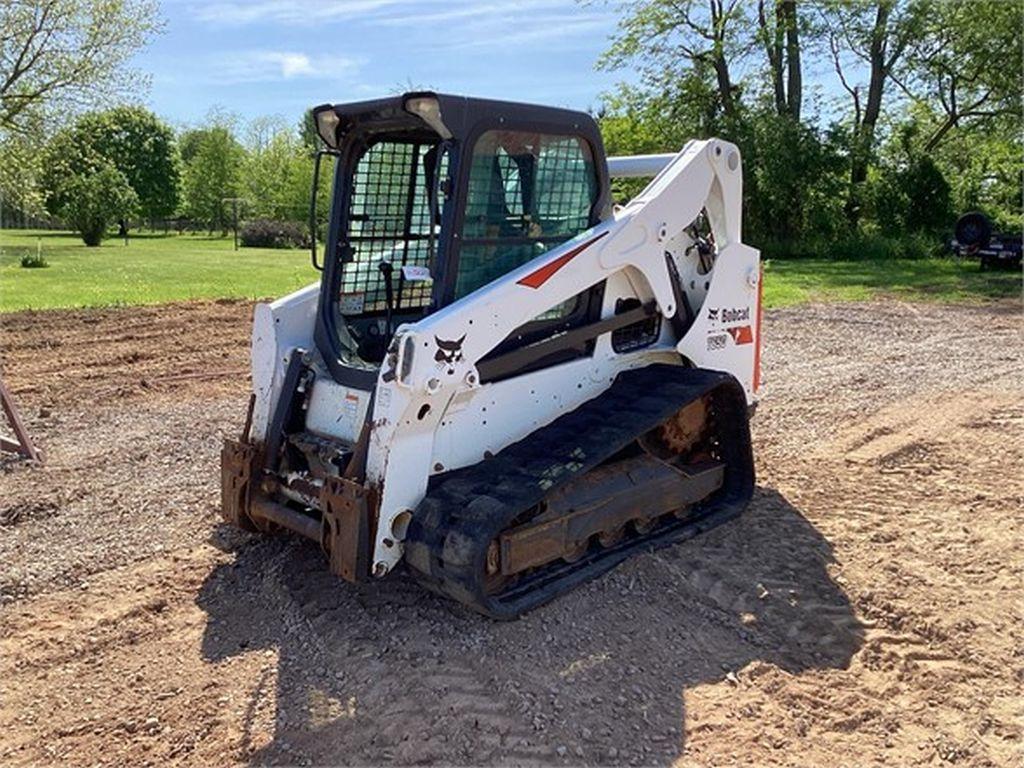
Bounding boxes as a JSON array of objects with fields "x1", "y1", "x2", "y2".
[
  {"x1": 192, "y1": 0, "x2": 403, "y2": 25},
  {"x1": 208, "y1": 50, "x2": 362, "y2": 84},
  {"x1": 189, "y1": 0, "x2": 600, "y2": 36},
  {"x1": 372, "y1": 0, "x2": 570, "y2": 26},
  {"x1": 447, "y1": 13, "x2": 613, "y2": 49},
  {"x1": 369, "y1": 1, "x2": 616, "y2": 50},
  {"x1": 274, "y1": 52, "x2": 315, "y2": 78},
  {"x1": 183, "y1": 0, "x2": 616, "y2": 57}
]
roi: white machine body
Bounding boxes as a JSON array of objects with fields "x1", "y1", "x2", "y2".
[{"x1": 248, "y1": 140, "x2": 762, "y2": 577}]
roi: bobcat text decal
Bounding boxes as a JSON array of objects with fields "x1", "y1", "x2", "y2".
[
  {"x1": 705, "y1": 305, "x2": 753, "y2": 349},
  {"x1": 706, "y1": 306, "x2": 750, "y2": 324}
]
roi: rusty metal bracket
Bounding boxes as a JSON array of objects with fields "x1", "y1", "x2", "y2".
[
  {"x1": 220, "y1": 439, "x2": 263, "y2": 532},
  {"x1": 1, "y1": 375, "x2": 43, "y2": 463},
  {"x1": 320, "y1": 476, "x2": 373, "y2": 582}
]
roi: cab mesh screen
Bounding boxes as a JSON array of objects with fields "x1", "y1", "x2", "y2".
[{"x1": 341, "y1": 140, "x2": 442, "y2": 313}]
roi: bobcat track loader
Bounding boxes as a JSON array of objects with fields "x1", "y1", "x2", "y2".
[{"x1": 221, "y1": 92, "x2": 761, "y2": 619}]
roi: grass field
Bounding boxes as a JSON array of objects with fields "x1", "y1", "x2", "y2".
[
  {"x1": 0, "y1": 229, "x2": 317, "y2": 312},
  {"x1": 1, "y1": 228, "x2": 1019, "y2": 312},
  {"x1": 763, "y1": 256, "x2": 1021, "y2": 307}
]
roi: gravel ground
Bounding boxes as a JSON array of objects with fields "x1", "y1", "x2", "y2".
[{"x1": 1, "y1": 297, "x2": 1021, "y2": 767}]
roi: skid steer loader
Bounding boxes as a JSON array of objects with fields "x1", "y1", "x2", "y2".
[{"x1": 221, "y1": 92, "x2": 761, "y2": 619}]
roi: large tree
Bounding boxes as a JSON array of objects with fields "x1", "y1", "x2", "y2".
[
  {"x1": 38, "y1": 137, "x2": 139, "y2": 245},
  {"x1": 77, "y1": 107, "x2": 179, "y2": 220},
  {"x1": 600, "y1": 1, "x2": 815, "y2": 123},
  {"x1": 595, "y1": 0, "x2": 839, "y2": 244},
  {"x1": 0, "y1": 0, "x2": 161, "y2": 133},
  {"x1": 39, "y1": 107, "x2": 179, "y2": 226},
  {"x1": 180, "y1": 119, "x2": 246, "y2": 232},
  {"x1": 896, "y1": 0, "x2": 1022, "y2": 152},
  {"x1": 821, "y1": 0, "x2": 928, "y2": 224},
  {"x1": 55, "y1": 161, "x2": 137, "y2": 245},
  {"x1": 599, "y1": 0, "x2": 748, "y2": 121},
  {"x1": 592, "y1": 0, "x2": 1018, "y2": 249}
]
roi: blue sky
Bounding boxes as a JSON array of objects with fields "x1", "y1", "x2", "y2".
[{"x1": 140, "y1": 0, "x2": 631, "y2": 128}]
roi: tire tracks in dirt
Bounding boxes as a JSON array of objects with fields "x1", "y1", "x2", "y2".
[{"x1": 1, "y1": 298, "x2": 1022, "y2": 766}]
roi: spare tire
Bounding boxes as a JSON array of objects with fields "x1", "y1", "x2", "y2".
[{"x1": 955, "y1": 211, "x2": 991, "y2": 250}]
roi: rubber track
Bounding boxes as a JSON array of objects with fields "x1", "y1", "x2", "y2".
[{"x1": 405, "y1": 364, "x2": 755, "y2": 619}]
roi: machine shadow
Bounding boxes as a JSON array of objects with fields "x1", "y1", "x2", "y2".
[{"x1": 197, "y1": 486, "x2": 864, "y2": 766}]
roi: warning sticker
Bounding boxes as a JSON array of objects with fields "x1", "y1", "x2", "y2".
[
  {"x1": 401, "y1": 264, "x2": 432, "y2": 282},
  {"x1": 342, "y1": 392, "x2": 360, "y2": 423},
  {"x1": 339, "y1": 292, "x2": 365, "y2": 315}
]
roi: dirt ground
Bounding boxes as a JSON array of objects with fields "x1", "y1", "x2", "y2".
[{"x1": 1, "y1": 297, "x2": 1021, "y2": 767}]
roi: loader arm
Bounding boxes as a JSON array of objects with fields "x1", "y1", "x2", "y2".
[{"x1": 366, "y1": 139, "x2": 759, "y2": 575}]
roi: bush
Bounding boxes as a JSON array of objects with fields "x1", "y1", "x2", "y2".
[
  {"x1": 20, "y1": 253, "x2": 49, "y2": 268},
  {"x1": 759, "y1": 232, "x2": 942, "y2": 261},
  {"x1": 867, "y1": 154, "x2": 953, "y2": 238},
  {"x1": 239, "y1": 218, "x2": 309, "y2": 249}
]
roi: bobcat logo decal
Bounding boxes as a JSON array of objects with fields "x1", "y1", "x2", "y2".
[{"x1": 434, "y1": 335, "x2": 466, "y2": 366}]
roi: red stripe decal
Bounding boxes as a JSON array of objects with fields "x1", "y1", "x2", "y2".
[
  {"x1": 516, "y1": 231, "x2": 608, "y2": 289},
  {"x1": 726, "y1": 324, "x2": 754, "y2": 344}
]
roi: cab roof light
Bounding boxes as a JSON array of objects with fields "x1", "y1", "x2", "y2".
[
  {"x1": 403, "y1": 96, "x2": 452, "y2": 140},
  {"x1": 313, "y1": 106, "x2": 341, "y2": 148}
]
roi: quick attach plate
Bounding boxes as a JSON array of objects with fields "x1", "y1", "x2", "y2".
[
  {"x1": 320, "y1": 476, "x2": 373, "y2": 582},
  {"x1": 220, "y1": 439, "x2": 262, "y2": 531}
]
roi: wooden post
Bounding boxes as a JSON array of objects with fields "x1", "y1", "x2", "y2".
[{"x1": 0, "y1": 375, "x2": 42, "y2": 463}]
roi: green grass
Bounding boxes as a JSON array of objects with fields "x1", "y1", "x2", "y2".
[
  {"x1": 0, "y1": 228, "x2": 1019, "y2": 312},
  {"x1": 0, "y1": 228, "x2": 318, "y2": 311},
  {"x1": 762, "y1": 257, "x2": 1021, "y2": 308}
]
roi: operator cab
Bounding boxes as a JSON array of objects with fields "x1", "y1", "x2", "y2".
[{"x1": 310, "y1": 92, "x2": 611, "y2": 389}]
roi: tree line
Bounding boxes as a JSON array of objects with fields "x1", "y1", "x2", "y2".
[
  {"x1": 596, "y1": 0, "x2": 1021, "y2": 257},
  {"x1": 2, "y1": 0, "x2": 1020, "y2": 254},
  {"x1": 19, "y1": 105, "x2": 324, "y2": 246},
  {"x1": 0, "y1": 1, "x2": 329, "y2": 246}
]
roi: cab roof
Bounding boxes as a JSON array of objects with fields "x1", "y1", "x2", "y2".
[{"x1": 311, "y1": 91, "x2": 604, "y2": 151}]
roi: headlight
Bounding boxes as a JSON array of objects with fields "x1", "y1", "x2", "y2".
[
  {"x1": 312, "y1": 105, "x2": 340, "y2": 148},
  {"x1": 403, "y1": 95, "x2": 452, "y2": 139}
]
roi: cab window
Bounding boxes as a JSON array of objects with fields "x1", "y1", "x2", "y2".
[{"x1": 455, "y1": 130, "x2": 598, "y2": 300}]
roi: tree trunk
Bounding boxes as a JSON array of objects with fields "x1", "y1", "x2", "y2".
[
  {"x1": 713, "y1": 54, "x2": 737, "y2": 118},
  {"x1": 923, "y1": 115, "x2": 957, "y2": 152},
  {"x1": 847, "y1": 2, "x2": 890, "y2": 226},
  {"x1": 760, "y1": 0, "x2": 787, "y2": 115},
  {"x1": 783, "y1": 1, "x2": 802, "y2": 120},
  {"x1": 710, "y1": 0, "x2": 738, "y2": 119},
  {"x1": 760, "y1": 1, "x2": 802, "y2": 119}
]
